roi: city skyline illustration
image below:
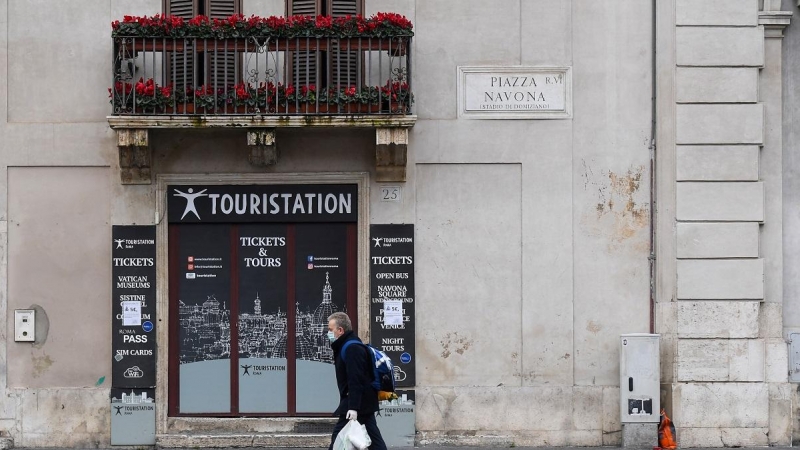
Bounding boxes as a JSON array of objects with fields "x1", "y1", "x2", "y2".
[{"x1": 179, "y1": 272, "x2": 345, "y2": 365}]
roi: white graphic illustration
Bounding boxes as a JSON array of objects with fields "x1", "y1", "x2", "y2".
[
  {"x1": 179, "y1": 273, "x2": 345, "y2": 365},
  {"x1": 124, "y1": 366, "x2": 144, "y2": 378},
  {"x1": 173, "y1": 188, "x2": 208, "y2": 220},
  {"x1": 178, "y1": 295, "x2": 232, "y2": 364},
  {"x1": 393, "y1": 366, "x2": 407, "y2": 382},
  {"x1": 372, "y1": 237, "x2": 383, "y2": 247},
  {"x1": 112, "y1": 390, "x2": 154, "y2": 404},
  {"x1": 114, "y1": 239, "x2": 125, "y2": 249}
]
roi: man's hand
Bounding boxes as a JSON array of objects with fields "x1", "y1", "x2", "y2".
[{"x1": 346, "y1": 410, "x2": 358, "y2": 420}]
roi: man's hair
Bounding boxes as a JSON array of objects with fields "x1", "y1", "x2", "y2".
[{"x1": 328, "y1": 312, "x2": 352, "y2": 332}]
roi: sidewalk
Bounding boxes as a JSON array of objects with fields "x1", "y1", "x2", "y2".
[{"x1": 19, "y1": 447, "x2": 796, "y2": 450}]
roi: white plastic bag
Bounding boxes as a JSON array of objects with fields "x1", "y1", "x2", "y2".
[
  {"x1": 333, "y1": 421, "x2": 354, "y2": 450},
  {"x1": 347, "y1": 420, "x2": 372, "y2": 450},
  {"x1": 334, "y1": 419, "x2": 371, "y2": 450}
]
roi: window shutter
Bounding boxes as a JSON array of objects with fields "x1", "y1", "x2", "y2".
[
  {"x1": 205, "y1": 0, "x2": 241, "y2": 89},
  {"x1": 328, "y1": 0, "x2": 361, "y2": 17},
  {"x1": 328, "y1": 0, "x2": 363, "y2": 89},
  {"x1": 165, "y1": 0, "x2": 198, "y2": 89},
  {"x1": 288, "y1": 0, "x2": 320, "y2": 15},
  {"x1": 288, "y1": 0, "x2": 322, "y2": 88}
]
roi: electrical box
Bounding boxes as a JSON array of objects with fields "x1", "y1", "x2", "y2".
[
  {"x1": 14, "y1": 309, "x2": 35, "y2": 342},
  {"x1": 620, "y1": 333, "x2": 660, "y2": 423},
  {"x1": 790, "y1": 333, "x2": 800, "y2": 383}
]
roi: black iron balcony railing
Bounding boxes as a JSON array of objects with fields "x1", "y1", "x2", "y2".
[{"x1": 111, "y1": 34, "x2": 413, "y2": 116}]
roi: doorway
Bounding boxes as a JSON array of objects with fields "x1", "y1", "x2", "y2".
[{"x1": 165, "y1": 184, "x2": 360, "y2": 417}]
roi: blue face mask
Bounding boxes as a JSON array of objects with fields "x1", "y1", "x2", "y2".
[{"x1": 327, "y1": 331, "x2": 336, "y2": 343}]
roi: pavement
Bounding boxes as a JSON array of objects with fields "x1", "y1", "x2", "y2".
[{"x1": 17, "y1": 447, "x2": 797, "y2": 450}]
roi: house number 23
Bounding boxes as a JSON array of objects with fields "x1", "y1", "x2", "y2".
[{"x1": 380, "y1": 186, "x2": 402, "y2": 203}]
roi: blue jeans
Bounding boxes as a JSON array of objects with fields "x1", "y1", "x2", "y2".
[{"x1": 329, "y1": 412, "x2": 387, "y2": 450}]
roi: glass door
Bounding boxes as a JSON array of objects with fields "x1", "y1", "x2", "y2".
[{"x1": 169, "y1": 222, "x2": 357, "y2": 417}]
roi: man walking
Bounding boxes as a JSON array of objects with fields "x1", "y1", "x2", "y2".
[{"x1": 327, "y1": 312, "x2": 387, "y2": 450}]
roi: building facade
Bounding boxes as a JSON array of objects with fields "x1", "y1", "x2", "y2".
[{"x1": 0, "y1": 0, "x2": 797, "y2": 447}]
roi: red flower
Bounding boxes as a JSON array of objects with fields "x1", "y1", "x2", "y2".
[
  {"x1": 234, "y1": 83, "x2": 250, "y2": 99},
  {"x1": 345, "y1": 86, "x2": 356, "y2": 97},
  {"x1": 188, "y1": 15, "x2": 210, "y2": 27},
  {"x1": 301, "y1": 84, "x2": 316, "y2": 95},
  {"x1": 315, "y1": 16, "x2": 332, "y2": 29}
]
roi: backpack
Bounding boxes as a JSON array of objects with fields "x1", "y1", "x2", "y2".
[{"x1": 341, "y1": 341, "x2": 396, "y2": 392}]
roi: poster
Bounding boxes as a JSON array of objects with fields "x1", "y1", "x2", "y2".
[
  {"x1": 112, "y1": 226, "x2": 156, "y2": 388},
  {"x1": 376, "y1": 390, "x2": 415, "y2": 447},
  {"x1": 110, "y1": 388, "x2": 156, "y2": 446},
  {"x1": 293, "y1": 224, "x2": 350, "y2": 413},
  {"x1": 177, "y1": 224, "x2": 232, "y2": 413},
  {"x1": 370, "y1": 225, "x2": 415, "y2": 387},
  {"x1": 237, "y1": 224, "x2": 289, "y2": 413}
]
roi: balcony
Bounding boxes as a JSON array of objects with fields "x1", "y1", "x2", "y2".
[{"x1": 107, "y1": 14, "x2": 416, "y2": 184}]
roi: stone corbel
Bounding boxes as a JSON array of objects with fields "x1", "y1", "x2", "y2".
[
  {"x1": 375, "y1": 128, "x2": 408, "y2": 182},
  {"x1": 247, "y1": 129, "x2": 278, "y2": 166},
  {"x1": 761, "y1": 0, "x2": 792, "y2": 38},
  {"x1": 117, "y1": 129, "x2": 151, "y2": 184}
]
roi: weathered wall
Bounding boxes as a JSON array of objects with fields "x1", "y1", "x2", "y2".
[
  {"x1": 657, "y1": 0, "x2": 793, "y2": 447},
  {"x1": 11, "y1": 0, "x2": 793, "y2": 447}
]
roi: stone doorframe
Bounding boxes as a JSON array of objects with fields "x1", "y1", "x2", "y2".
[{"x1": 153, "y1": 172, "x2": 371, "y2": 437}]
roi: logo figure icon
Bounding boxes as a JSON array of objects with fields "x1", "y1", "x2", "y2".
[
  {"x1": 241, "y1": 365, "x2": 252, "y2": 376},
  {"x1": 114, "y1": 239, "x2": 125, "y2": 249},
  {"x1": 114, "y1": 406, "x2": 123, "y2": 416},
  {"x1": 372, "y1": 237, "x2": 383, "y2": 247},
  {"x1": 173, "y1": 188, "x2": 208, "y2": 220}
]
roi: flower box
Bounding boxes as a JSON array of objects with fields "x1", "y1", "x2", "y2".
[
  {"x1": 164, "y1": 103, "x2": 195, "y2": 114},
  {"x1": 112, "y1": 13, "x2": 414, "y2": 41},
  {"x1": 124, "y1": 37, "x2": 409, "y2": 55}
]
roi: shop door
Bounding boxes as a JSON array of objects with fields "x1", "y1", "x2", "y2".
[{"x1": 166, "y1": 184, "x2": 359, "y2": 417}]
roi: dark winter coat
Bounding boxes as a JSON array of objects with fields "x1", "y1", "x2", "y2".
[{"x1": 330, "y1": 330, "x2": 379, "y2": 416}]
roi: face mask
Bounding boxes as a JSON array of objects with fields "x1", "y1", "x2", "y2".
[{"x1": 327, "y1": 331, "x2": 336, "y2": 343}]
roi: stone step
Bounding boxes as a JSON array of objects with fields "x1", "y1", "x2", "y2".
[{"x1": 157, "y1": 433, "x2": 331, "y2": 448}]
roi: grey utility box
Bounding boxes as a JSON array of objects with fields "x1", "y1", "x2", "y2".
[
  {"x1": 790, "y1": 333, "x2": 800, "y2": 382},
  {"x1": 620, "y1": 334, "x2": 660, "y2": 423}
]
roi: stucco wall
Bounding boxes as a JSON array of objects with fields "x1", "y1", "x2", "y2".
[{"x1": 0, "y1": 0, "x2": 657, "y2": 447}]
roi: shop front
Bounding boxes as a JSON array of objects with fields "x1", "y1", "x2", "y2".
[{"x1": 149, "y1": 175, "x2": 373, "y2": 443}]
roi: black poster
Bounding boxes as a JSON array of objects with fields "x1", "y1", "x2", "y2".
[
  {"x1": 294, "y1": 223, "x2": 351, "y2": 413},
  {"x1": 112, "y1": 226, "x2": 157, "y2": 388},
  {"x1": 176, "y1": 224, "x2": 232, "y2": 413},
  {"x1": 237, "y1": 224, "x2": 289, "y2": 413},
  {"x1": 370, "y1": 225, "x2": 415, "y2": 387},
  {"x1": 167, "y1": 184, "x2": 358, "y2": 224}
]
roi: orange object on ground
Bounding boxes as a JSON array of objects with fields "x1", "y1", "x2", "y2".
[{"x1": 658, "y1": 409, "x2": 677, "y2": 449}]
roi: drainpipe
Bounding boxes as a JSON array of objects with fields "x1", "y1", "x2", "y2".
[{"x1": 649, "y1": 0, "x2": 657, "y2": 334}]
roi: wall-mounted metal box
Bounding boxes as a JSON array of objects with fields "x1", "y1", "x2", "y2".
[
  {"x1": 790, "y1": 333, "x2": 800, "y2": 383},
  {"x1": 620, "y1": 333, "x2": 660, "y2": 423}
]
